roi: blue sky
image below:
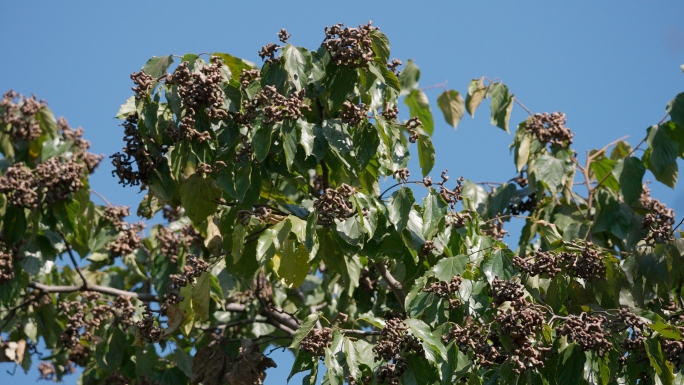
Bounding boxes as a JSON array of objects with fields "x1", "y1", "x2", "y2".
[{"x1": 1, "y1": 1, "x2": 683, "y2": 383}]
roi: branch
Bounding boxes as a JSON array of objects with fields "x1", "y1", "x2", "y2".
[
  {"x1": 375, "y1": 262, "x2": 406, "y2": 309},
  {"x1": 379, "y1": 181, "x2": 426, "y2": 200},
  {"x1": 514, "y1": 99, "x2": 533, "y2": 116},
  {"x1": 58, "y1": 231, "x2": 89, "y2": 290},
  {"x1": 28, "y1": 282, "x2": 157, "y2": 302},
  {"x1": 340, "y1": 329, "x2": 383, "y2": 337}
]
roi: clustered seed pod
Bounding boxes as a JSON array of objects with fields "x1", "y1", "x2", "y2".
[
  {"x1": 446, "y1": 212, "x2": 471, "y2": 229},
  {"x1": 68, "y1": 343, "x2": 91, "y2": 367},
  {"x1": 162, "y1": 205, "x2": 182, "y2": 222},
  {"x1": 0, "y1": 90, "x2": 45, "y2": 142},
  {"x1": 239, "y1": 69, "x2": 261, "y2": 89},
  {"x1": 155, "y1": 225, "x2": 196, "y2": 264},
  {"x1": 130, "y1": 71, "x2": 154, "y2": 99},
  {"x1": 234, "y1": 86, "x2": 309, "y2": 131},
  {"x1": 482, "y1": 217, "x2": 508, "y2": 241},
  {"x1": 557, "y1": 313, "x2": 613, "y2": 357},
  {"x1": 418, "y1": 240, "x2": 437, "y2": 258},
  {"x1": 313, "y1": 183, "x2": 357, "y2": 225},
  {"x1": 59, "y1": 293, "x2": 136, "y2": 350},
  {"x1": 405, "y1": 117, "x2": 421, "y2": 143},
  {"x1": 661, "y1": 329, "x2": 684, "y2": 369},
  {"x1": 103, "y1": 371, "x2": 130, "y2": 385},
  {"x1": 512, "y1": 250, "x2": 561, "y2": 278},
  {"x1": 496, "y1": 299, "x2": 548, "y2": 374},
  {"x1": 373, "y1": 317, "x2": 423, "y2": 385},
  {"x1": 558, "y1": 242, "x2": 605, "y2": 280},
  {"x1": 277, "y1": 28, "x2": 291, "y2": 43},
  {"x1": 359, "y1": 266, "x2": 379, "y2": 293},
  {"x1": 607, "y1": 308, "x2": 647, "y2": 351},
  {"x1": 323, "y1": 22, "x2": 377, "y2": 68},
  {"x1": 136, "y1": 303, "x2": 163, "y2": 343},
  {"x1": 57, "y1": 117, "x2": 104, "y2": 173},
  {"x1": 639, "y1": 185, "x2": 675, "y2": 244},
  {"x1": 386, "y1": 59, "x2": 402, "y2": 74},
  {"x1": 162, "y1": 255, "x2": 210, "y2": 313},
  {"x1": 513, "y1": 175, "x2": 528, "y2": 188},
  {"x1": 509, "y1": 193, "x2": 537, "y2": 215},
  {"x1": 110, "y1": 113, "x2": 157, "y2": 187},
  {"x1": 340, "y1": 101, "x2": 367, "y2": 126},
  {"x1": 490, "y1": 277, "x2": 524, "y2": 306},
  {"x1": 443, "y1": 323, "x2": 501, "y2": 368},
  {"x1": 393, "y1": 168, "x2": 410, "y2": 183},
  {"x1": 0, "y1": 157, "x2": 85, "y2": 209},
  {"x1": 0, "y1": 236, "x2": 19, "y2": 285},
  {"x1": 423, "y1": 276, "x2": 462, "y2": 309},
  {"x1": 258, "y1": 43, "x2": 282, "y2": 63},
  {"x1": 381, "y1": 102, "x2": 399, "y2": 121},
  {"x1": 436, "y1": 171, "x2": 465, "y2": 210},
  {"x1": 300, "y1": 327, "x2": 333, "y2": 357},
  {"x1": 525, "y1": 112, "x2": 574, "y2": 148},
  {"x1": 104, "y1": 205, "x2": 145, "y2": 259},
  {"x1": 38, "y1": 362, "x2": 57, "y2": 381},
  {"x1": 165, "y1": 57, "x2": 227, "y2": 142}
]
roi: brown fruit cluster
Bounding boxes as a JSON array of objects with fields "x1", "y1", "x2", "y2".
[
  {"x1": 447, "y1": 211, "x2": 472, "y2": 229},
  {"x1": 0, "y1": 158, "x2": 84, "y2": 209},
  {"x1": 386, "y1": 59, "x2": 402, "y2": 74},
  {"x1": 607, "y1": 308, "x2": 646, "y2": 351},
  {"x1": 661, "y1": 329, "x2": 684, "y2": 369},
  {"x1": 639, "y1": 185, "x2": 675, "y2": 244},
  {"x1": 239, "y1": 69, "x2": 261, "y2": 89},
  {"x1": 192, "y1": 340, "x2": 276, "y2": 385},
  {"x1": 0, "y1": 90, "x2": 45, "y2": 142},
  {"x1": 155, "y1": 225, "x2": 201, "y2": 264},
  {"x1": 258, "y1": 42, "x2": 282, "y2": 63},
  {"x1": 393, "y1": 168, "x2": 410, "y2": 183},
  {"x1": 136, "y1": 303, "x2": 163, "y2": 343},
  {"x1": 313, "y1": 183, "x2": 357, "y2": 225},
  {"x1": 68, "y1": 343, "x2": 91, "y2": 367},
  {"x1": 381, "y1": 102, "x2": 399, "y2": 121},
  {"x1": 131, "y1": 70, "x2": 154, "y2": 99},
  {"x1": 418, "y1": 240, "x2": 437, "y2": 258},
  {"x1": 405, "y1": 117, "x2": 421, "y2": 143},
  {"x1": 525, "y1": 112, "x2": 574, "y2": 148},
  {"x1": 105, "y1": 205, "x2": 145, "y2": 259},
  {"x1": 323, "y1": 21, "x2": 377, "y2": 68},
  {"x1": 38, "y1": 362, "x2": 57, "y2": 381},
  {"x1": 111, "y1": 113, "x2": 156, "y2": 187},
  {"x1": 423, "y1": 276, "x2": 462, "y2": 309},
  {"x1": 235, "y1": 86, "x2": 309, "y2": 130},
  {"x1": 300, "y1": 327, "x2": 333, "y2": 356},
  {"x1": 443, "y1": 323, "x2": 501, "y2": 368},
  {"x1": 373, "y1": 317, "x2": 423, "y2": 385},
  {"x1": 558, "y1": 242, "x2": 605, "y2": 281},
  {"x1": 512, "y1": 250, "x2": 561, "y2": 278},
  {"x1": 482, "y1": 217, "x2": 508, "y2": 241},
  {"x1": 162, "y1": 205, "x2": 182, "y2": 222},
  {"x1": 340, "y1": 101, "x2": 367, "y2": 126},
  {"x1": 162, "y1": 255, "x2": 210, "y2": 313},
  {"x1": 359, "y1": 266, "x2": 379, "y2": 293},
  {"x1": 0, "y1": 236, "x2": 19, "y2": 285},
  {"x1": 436, "y1": 171, "x2": 465, "y2": 210},
  {"x1": 57, "y1": 117, "x2": 104, "y2": 173},
  {"x1": 490, "y1": 277, "x2": 523, "y2": 306},
  {"x1": 494, "y1": 297, "x2": 547, "y2": 373},
  {"x1": 508, "y1": 193, "x2": 537, "y2": 216},
  {"x1": 557, "y1": 313, "x2": 613, "y2": 357}
]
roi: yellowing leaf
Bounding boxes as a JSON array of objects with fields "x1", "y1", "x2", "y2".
[
  {"x1": 164, "y1": 304, "x2": 185, "y2": 336},
  {"x1": 276, "y1": 237, "x2": 310, "y2": 288},
  {"x1": 192, "y1": 272, "x2": 211, "y2": 322}
]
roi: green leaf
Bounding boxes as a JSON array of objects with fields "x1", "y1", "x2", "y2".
[
  {"x1": 282, "y1": 45, "x2": 313, "y2": 91},
  {"x1": 179, "y1": 174, "x2": 222, "y2": 224},
  {"x1": 352, "y1": 123, "x2": 380, "y2": 169},
  {"x1": 191, "y1": 272, "x2": 211, "y2": 322},
  {"x1": 321, "y1": 119, "x2": 353, "y2": 155},
  {"x1": 335, "y1": 216, "x2": 365, "y2": 246},
  {"x1": 343, "y1": 336, "x2": 362, "y2": 380},
  {"x1": 288, "y1": 350, "x2": 316, "y2": 382},
  {"x1": 422, "y1": 191, "x2": 447, "y2": 239},
  {"x1": 437, "y1": 90, "x2": 465, "y2": 129},
  {"x1": 404, "y1": 89, "x2": 434, "y2": 135},
  {"x1": 404, "y1": 318, "x2": 447, "y2": 364},
  {"x1": 369, "y1": 30, "x2": 390, "y2": 64},
  {"x1": 276, "y1": 237, "x2": 310, "y2": 288},
  {"x1": 116, "y1": 96, "x2": 136, "y2": 120},
  {"x1": 532, "y1": 154, "x2": 565, "y2": 195},
  {"x1": 387, "y1": 187, "x2": 414, "y2": 231},
  {"x1": 666, "y1": 92, "x2": 684, "y2": 127},
  {"x1": 590, "y1": 155, "x2": 619, "y2": 191},
  {"x1": 214, "y1": 53, "x2": 256, "y2": 82},
  {"x1": 235, "y1": 162, "x2": 252, "y2": 201},
  {"x1": 646, "y1": 124, "x2": 679, "y2": 177},
  {"x1": 488, "y1": 82, "x2": 514, "y2": 133},
  {"x1": 142, "y1": 55, "x2": 174, "y2": 78},
  {"x1": 481, "y1": 249, "x2": 517, "y2": 284},
  {"x1": 645, "y1": 338, "x2": 674, "y2": 385},
  {"x1": 290, "y1": 314, "x2": 320, "y2": 349},
  {"x1": 555, "y1": 344, "x2": 586, "y2": 385},
  {"x1": 432, "y1": 255, "x2": 468, "y2": 281},
  {"x1": 282, "y1": 121, "x2": 299, "y2": 170},
  {"x1": 324, "y1": 63, "x2": 358, "y2": 113},
  {"x1": 648, "y1": 321, "x2": 682, "y2": 340},
  {"x1": 252, "y1": 122, "x2": 273, "y2": 162},
  {"x1": 613, "y1": 157, "x2": 645, "y2": 205},
  {"x1": 466, "y1": 78, "x2": 487, "y2": 117},
  {"x1": 398, "y1": 59, "x2": 420, "y2": 96},
  {"x1": 487, "y1": 183, "x2": 516, "y2": 219},
  {"x1": 299, "y1": 120, "x2": 316, "y2": 158},
  {"x1": 417, "y1": 134, "x2": 435, "y2": 177}
]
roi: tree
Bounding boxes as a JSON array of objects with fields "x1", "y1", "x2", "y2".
[{"x1": 0, "y1": 21, "x2": 683, "y2": 385}]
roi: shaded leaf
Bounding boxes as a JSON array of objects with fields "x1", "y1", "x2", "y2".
[
  {"x1": 437, "y1": 90, "x2": 464, "y2": 129},
  {"x1": 417, "y1": 134, "x2": 435, "y2": 177},
  {"x1": 488, "y1": 82, "x2": 514, "y2": 133},
  {"x1": 179, "y1": 174, "x2": 222, "y2": 224},
  {"x1": 432, "y1": 255, "x2": 468, "y2": 281},
  {"x1": 142, "y1": 55, "x2": 174, "y2": 78},
  {"x1": 405, "y1": 89, "x2": 434, "y2": 135}
]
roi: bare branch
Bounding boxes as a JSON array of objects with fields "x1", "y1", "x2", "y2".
[
  {"x1": 28, "y1": 282, "x2": 157, "y2": 302},
  {"x1": 375, "y1": 262, "x2": 406, "y2": 309}
]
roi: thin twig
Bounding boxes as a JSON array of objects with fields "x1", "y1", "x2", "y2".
[
  {"x1": 418, "y1": 80, "x2": 448, "y2": 91},
  {"x1": 379, "y1": 181, "x2": 426, "y2": 200},
  {"x1": 90, "y1": 190, "x2": 111, "y2": 206},
  {"x1": 58, "y1": 231, "x2": 89, "y2": 290},
  {"x1": 514, "y1": 99, "x2": 533, "y2": 116},
  {"x1": 375, "y1": 262, "x2": 406, "y2": 309}
]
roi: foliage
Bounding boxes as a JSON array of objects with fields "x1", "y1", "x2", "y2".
[{"x1": 1, "y1": 22, "x2": 684, "y2": 385}]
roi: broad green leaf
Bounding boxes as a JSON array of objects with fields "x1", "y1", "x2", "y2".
[
  {"x1": 437, "y1": 90, "x2": 464, "y2": 129},
  {"x1": 481, "y1": 249, "x2": 517, "y2": 284},
  {"x1": 488, "y1": 82, "x2": 514, "y2": 133},
  {"x1": 252, "y1": 122, "x2": 273, "y2": 162},
  {"x1": 288, "y1": 350, "x2": 316, "y2": 382},
  {"x1": 556, "y1": 344, "x2": 586, "y2": 385},
  {"x1": 343, "y1": 337, "x2": 362, "y2": 380},
  {"x1": 352, "y1": 122, "x2": 380, "y2": 169},
  {"x1": 646, "y1": 124, "x2": 679, "y2": 177},
  {"x1": 666, "y1": 92, "x2": 684, "y2": 127},
  {"x1": 645, "y1": 338, "x2": 674, "y2": 385},
  {"x1": 405, "y1": 89, "x2": 434, "y2": 135},
  {"x1": 116, "y1": 96, "x2": 136, "y2": 120},
  {"x1": 612, "y1": 157, "x2": 645, "y2": 205},
  {"x1": 282, "y1": 45, "x2": 313, "y2": 91},
  {"x1": 369, "y1": 30, "x2": 390, "y2": 64},
  {"x1": 417, "y1": 134, "x2": 435, "y2": 177},
  {"x1": 179, "y1": 174, "x2": 222, "y2": 224},
  {"x1": 276, "y1": 237, "x2": 310, "y2": 288},
  {"x1": 432, "y1": 255, "x2": 468, "y2": 281},
  {"x1": 648, "y1": 321, "x2": 682, "y2": 340},
  {"x1": 214, "y1": 52, "x2": 256, "y2": 82},
  {"x1": 404, "y1": 318, "x2": 447, "y2": 363},
  {"x1": 191, "y1": 272, "x2": 211, "y2": 322},
  {"x1": 299, "y1": 120, "x2": 316, "y2": 158},
  {"x1": 423, "y1": 191, "x2": 447, "y2": 239},
  {"x1": 466, "y1": 77, "x2": 487, "y2": 117},
  {"x1": 335, "y1": 216, "x2": 365, "y2": 246},
  {"x1": 142, "y1": 55, "x2": 174, "y2": 78},
  {"x1": 324, "y1": 63, "x2": 358, "y2": 113},
  {"x1": 487, "y1": 183, "x2": 516, "y2": 219},
  {"x1": 321, "y1": 119, "x2": 353, "y2": 154},
  {"x1": 532, "y1": 154, "x2": 565, "y2": 195},
  {"x1": 290, "y1": 313, "x2": 320, "y2": 349},
  {"x1": 235, "y1": 162, "x2": 252, "y2": 201},
  {"x1": 282, "y1": 121, "x2": 299, "y2": 170},
  {"x1": 398, "y1": 59, "x2": 420, "y2": 95},
  {"x1": 590, "y1": 155, "x2": 619, "y2": 191},
  {"x1": 610, "y1": 140, "x2": 633, "y2": 160},
  {"x1": 387, "y1": 187, "x2": 414, "y2": 231}
]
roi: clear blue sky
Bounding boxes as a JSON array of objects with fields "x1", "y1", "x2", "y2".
[{"x1": 1, "y1": 1, "x2": 683, "y2": 383}]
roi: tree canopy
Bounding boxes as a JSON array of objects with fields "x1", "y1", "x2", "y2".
[{"x1": 1, "y1": 22, "x2": 684, "y2": 385}]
